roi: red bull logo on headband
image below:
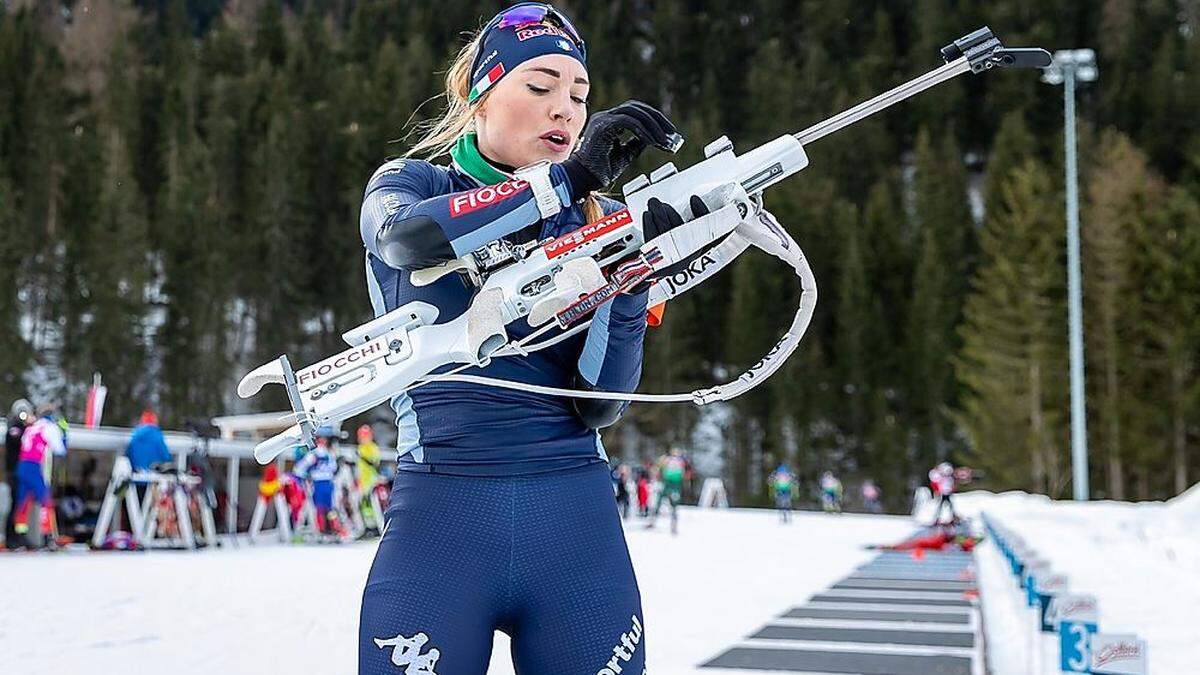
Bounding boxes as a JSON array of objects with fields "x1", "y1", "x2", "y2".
[{"x1": 516, "y1": 25, "x2": 569, "y2": 42}]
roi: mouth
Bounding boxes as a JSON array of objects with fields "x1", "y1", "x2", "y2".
[{"x1": 539, "y1": 129, "x2": 571, "y2": 152}]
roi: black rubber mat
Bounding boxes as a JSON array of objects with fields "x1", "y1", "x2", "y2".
[
  {"x1": 701, "y1": 647, "x2": 972, "y2": 673},
  {"x1": 810, "y1": 593, "x2": 972, "y2": 607},
  {"x1": 782, "y1": 606, "x2": 971, "y2": 624},
  {"x1": 853, "y1": 570, "x2": 974, "y2": 581},
  {"x1": 749, "y1": 624, "x2": 975, "y2": 647},
  {"x1": 835, "y1": 577, "x2": 975, "y2": 592},
  {"x1": 859, "y1": 560, "x2": 971, "y2": 566}
]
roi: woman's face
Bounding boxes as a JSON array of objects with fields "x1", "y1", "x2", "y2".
[{"x1": 475, "y1": 54, "x2": 589, "y2": 168}]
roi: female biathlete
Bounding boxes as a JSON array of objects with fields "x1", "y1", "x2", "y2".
[{"x1": 357, "y1": 4, "x2": 711, "y2": 673}]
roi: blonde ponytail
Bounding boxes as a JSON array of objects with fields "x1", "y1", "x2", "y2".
[
  {"x1": 581, "y1": 194, "x2": 603, "y2": 222},
  {"x1": 404, "y1": 34, "x2": 482, "y2": 160}
]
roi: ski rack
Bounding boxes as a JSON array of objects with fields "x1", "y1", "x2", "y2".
[{"x1": 237, "y1": 27, "x2": 1049, "y2": 461}]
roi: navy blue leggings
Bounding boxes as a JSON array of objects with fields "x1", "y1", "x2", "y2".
[{"x1": 359, "y1": 460, "x2": 645, "y2": 675}]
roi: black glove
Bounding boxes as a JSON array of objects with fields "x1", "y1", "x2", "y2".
[
  {"x1": 561, "y1": 100, "x2": 682, "y2": 200},
  {"x1": 628, "y1": 195, "x2": 712, "y2": 293},
  {"x1": 642, "y1": 195, "x2": 709, "y2": 241}
]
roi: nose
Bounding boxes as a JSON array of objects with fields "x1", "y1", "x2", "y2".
[{"x1": 549, "y1": 90, "x2": 573, "y2": 123}]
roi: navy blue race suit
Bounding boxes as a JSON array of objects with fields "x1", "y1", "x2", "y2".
[{"x1": 358, "y1": 154, "x2": 648, "y2": 675}]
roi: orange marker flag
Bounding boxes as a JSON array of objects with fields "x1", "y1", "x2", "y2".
[{"x1": 647, "y1": 302, "x2": 667, "y2": 327}]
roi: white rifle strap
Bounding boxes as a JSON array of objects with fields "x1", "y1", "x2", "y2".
[
  {"x1": 690, "y1": 209, "x2": 817, "y2": 404},
  {"x1": 648, "y1": 227, "x2": 750, "y2": 306},
  {"x1": 435, "y1": 207, "x2": 816, "y2": 405}
]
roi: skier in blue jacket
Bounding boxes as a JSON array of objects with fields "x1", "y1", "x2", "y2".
[
  {"x1": 292, "y1": 426, "x2": 340, "y2": 536},
  {"x1": 357, "y1": 4, "x2": 708, "y2": 673},
  {"x1": 126, "y1": 410, "x2": 171, "y2": 473}
]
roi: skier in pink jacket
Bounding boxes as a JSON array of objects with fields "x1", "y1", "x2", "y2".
[{"x1": 14, "y1": 405, "x2": 66, "y2": 547}]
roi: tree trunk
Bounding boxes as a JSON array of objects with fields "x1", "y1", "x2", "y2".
[
  {"x1": 1173, "y1": 427, "x2": 1188, "y2": 496},
  {"x1": 731, "y1": 416, "x2": 750, "y2": 506},
  {"x1": 1172, "y1": 360, "x2": 1189, "y2": 496},
  {"x1": 1029, "y1": 361, "x2": 1047, "y2": 494},
  {"x1": 1107, "y1": 452, "x2": 1125, "y2": 500},
  {"x1": 1136, "y1": 465, "x2": 1150, "y2": 501},
  {"x1": 1105, "y1": 339, "x2": 1125, "y2": 499}
]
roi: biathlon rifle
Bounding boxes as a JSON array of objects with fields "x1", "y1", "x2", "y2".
[{"x1": 238, "y1": 27, "x2": 1049, "y2": 463}]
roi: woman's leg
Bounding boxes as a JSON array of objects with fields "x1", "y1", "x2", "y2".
[
  {"x1": 509, "y1": 462, "x2": 645, "y2": 675},
  {"x1": 13, "y1": 466, "x2": 31, "y2": 534},
  {"x1": 932, "y1": 494, "x2": 949, "y2": 524},
  {"x1": 359, "y1": 471, "x2": 510, "y2": 675},
  {"x1": 312, "y1": 480, "x2": 333, "y2": 533},
  {"x1": 14, "y1": 460, "x2": 46, "y2": 535}
]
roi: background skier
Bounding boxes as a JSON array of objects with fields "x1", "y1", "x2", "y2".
[
  {"x1": 770, "y1": 463, "x2": 796, "y2": 523},
  {"x1": 4, "y1": 399, "x2": 34, "y2": 545},
  {"x1": 819, "y1": 471, "x2": 843, "y2": 513},
  {"x1": 861, "y1": 478, "x2": 882, "y2": 514},
  {"x1": 13, "y1": 404, "x2": 66, "y2": 548},
  {"x1": 647, "y1": 447, "x2": 689, "y2": 534},
  {"x1": 929, "y1": 462, "x2": 958, "y2": 525},
  {"x1": 292, "y1": 426, "x2": 342, "y2": 538}
]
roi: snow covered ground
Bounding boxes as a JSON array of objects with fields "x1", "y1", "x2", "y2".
[
  {"x1": 1, "y1": 506, "x2": 911, "y2": 675},
  {"x1": 3, "y1": 488, "x2": 1195, "y2": 674},
  {"x1": 952, "y1": 486, "x2": 1200, "y2": 675}
]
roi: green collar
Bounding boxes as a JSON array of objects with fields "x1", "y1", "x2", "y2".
[{"x1": 450, "y1": 133, "x2": 510, "y2": 185}]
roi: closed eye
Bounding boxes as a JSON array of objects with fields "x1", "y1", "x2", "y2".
[{"x1": 527, "y1": 84, "x2": 550, "y2": 94}]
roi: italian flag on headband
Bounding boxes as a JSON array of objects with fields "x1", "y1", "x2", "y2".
[{"x1": 469, "y1": 63, "x2": 506, "y2": 102}]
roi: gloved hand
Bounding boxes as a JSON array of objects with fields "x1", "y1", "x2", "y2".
[
  {"x1": 561, "y1": 100, "x2": 682, "y2": 200},
  {"x1": 627, "y1": 195, "x2": 712, "y2": 293},
  {"x1": 641, "y1": 195, "x2": 710, "y2": 241}
]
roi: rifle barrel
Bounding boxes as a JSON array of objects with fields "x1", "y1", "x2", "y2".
[{"x1": 794, "y1": 57, "x2": 972, "y2": 146}]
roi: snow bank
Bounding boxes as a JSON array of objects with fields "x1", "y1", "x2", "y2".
[
  {"x1": 956, "y1": 488, "x2": 1200, "y2": 675},
  {"x1": 1165, "y1": 480, "x2": 1200, "y2": 525}
]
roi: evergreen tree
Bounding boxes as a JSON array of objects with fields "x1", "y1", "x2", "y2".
[
  {"x1": 254, "y1": 0, "x2": 288, "y2": 68},
  {"x1": 0, "y1": 173, "x2": 30, "y2": 404},
  {"x1": 2, "y1": 8, "x2": 69, "y2": 385},
  {"x1": 834, "y1": 203, "x2": 875, "y2": 447},
  {"x1": 76, "y1": 120, "x2": 152, "y2": 424},
  {"x1": 985, "y1": 112, "x2": 1037, "y2": 214},
  {"x1": 56, "y1": 113, "x2": 104, "y2": 415},
  {"x1": 1134, "y1": 188, "x2": 1200, "y2": 494},
  {"x1": 955, "y1": 159, "x2": 1066, "y2": 493},
  {"x1": 906, "y1": 127, "x2": 974, "y2": 464},
  {"x1": 1081, "y1": 130, "x2": 1165, "y2": 499},
  {"x1": 907, "y1": 224, "x2": 952, "y2": 470},
  {"x1": 157, "y1": 129, "x2": 229, "y2": 421},
  {"x1": 859, "y1": 179, "x2": 910, "y2": 380},
  {"x1": 245, "y1": 90, "x2": 308, "y2": 377}
]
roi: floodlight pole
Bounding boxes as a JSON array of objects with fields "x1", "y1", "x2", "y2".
[{"x1": 1043, "y1": 50, "x2": 1097, "y2": 501}]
